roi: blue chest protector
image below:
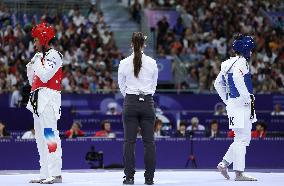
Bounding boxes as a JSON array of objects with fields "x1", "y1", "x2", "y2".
[{"x1": 227, "y1": 72, "x2": 253, "y2": 98}]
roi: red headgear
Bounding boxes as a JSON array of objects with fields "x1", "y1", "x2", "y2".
[{"x1": 31, "y1": 21, "x2": 55, "y2": 47}]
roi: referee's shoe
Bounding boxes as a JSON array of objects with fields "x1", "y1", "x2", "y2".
[
  {"x1": 123, "y1": 176, "x2": 134, "y2": 185},
  {"x1": 145, "y1": 178, "x2": 154, "y2": 185}
]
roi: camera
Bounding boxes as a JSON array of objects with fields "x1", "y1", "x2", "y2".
[{"x1": 85, "y1": 146, "x2": 104, "y2": 169}]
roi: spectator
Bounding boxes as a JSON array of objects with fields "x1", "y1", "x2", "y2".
[
  {"x1": 72, "y1": 9, "x2": 86, "y2": 27},
  {"x1": 214, "y1": 103, "x2": 226, "y2": 116},
  {"x1": 130, "y1": 0, "x2": 142, "y2": 24},
  {"x1": 186, "y1": 117, "x2": 205, "y2": 131},
  {"x1": 88, "y1": 5, "x2": 98, "y2": 24},
  {"x1": 175, "y1": 121, "x2": 188, "y2": 138},
  {"x1": 271, "y1": 103, "x2": 284, "y2": 116},
  {"x1": 9, "y1": 83, "x2": 22, "y2": 108},
  {"x1": 154, "y1": 119, "x2": 166, "y2": 137},
  {"x1": 22, "y1": 128, "x2": 35, "y2": 139},
  {"x1": 187, "y1": 67, "x2": 199, "y2": 89},
  {"x1": 0, "y1": 121, "x2": 10, "y2": 138},
  {"x1": 65, "y1": 122, "x2": 85, "y2": 138},
  {"x1": 206, "y1": 120, "x2": 220, "y2": 138},
  {"x1": 95, "y1": 120, "x2": 115, "y2": 137},
  {"x1": 173, "y1": 17, "x2": 185, "y2": 38},
  {"x1": 156, "y1": 16, "x2": 169, "y2": 46},
  {"x1": 251, "y1": 122, "x2": 267, "y2": 139}
]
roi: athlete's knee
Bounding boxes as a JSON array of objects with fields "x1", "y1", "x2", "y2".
[
  {"x1": 234, "y1": 132, "x2": 251, "y2": 146},
  {"x1": 233, "y1": 138, "x2": 250, "y2": 148},
  {"x1": 43, "y1": 128, "x2": 58, "y2": 153},
  {"x1": 244, "y1": 138, "x2": 251, "y2": 146}
]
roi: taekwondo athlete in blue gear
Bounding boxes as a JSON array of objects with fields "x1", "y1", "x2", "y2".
[{"x1": 214, "y1": 35, "x2": 257, "y2": 181}]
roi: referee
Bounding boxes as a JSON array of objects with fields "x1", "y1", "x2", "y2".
[{"x1": 118, "y1": 32, "x2": 158, "y2": 185}]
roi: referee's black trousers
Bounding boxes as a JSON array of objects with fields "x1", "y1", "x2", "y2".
[{"x1": 122, "y1": 94, "x2": 156, "y2": 179}]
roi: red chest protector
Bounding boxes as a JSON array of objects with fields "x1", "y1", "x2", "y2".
[{"x1": 31, "y1": 59, "x2": 62, "y2": 92}]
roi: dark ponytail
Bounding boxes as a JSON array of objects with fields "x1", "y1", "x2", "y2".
[{"x1": 132, "y1": 32, "x2": 146, "y2": 78}]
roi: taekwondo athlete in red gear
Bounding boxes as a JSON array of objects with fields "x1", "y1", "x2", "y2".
[
  {"x1": 26, "y1": 21, "x2": 63, "y2": 184},
  {"x1": 214, "y1": 35, "x2": 257, "y2": 181}
]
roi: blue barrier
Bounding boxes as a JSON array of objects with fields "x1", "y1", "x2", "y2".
[
  {"x1": 1, "y1": 107, "x2": 283, "y2": 131},
  {"x1": 0, "y1": 137, "x2": 283, "y2": 170}
]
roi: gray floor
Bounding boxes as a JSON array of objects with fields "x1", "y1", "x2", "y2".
[{"x1": 0, "y1": 169, "x2": 283, "y2": 186}]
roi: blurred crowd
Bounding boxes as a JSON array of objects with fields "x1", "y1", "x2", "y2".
[
  {"x1": 143, "y1": 0, "x2": 284, "y2": 93},
  {"x1": 0, "y1": 3, "x2": 123, "y2": 94},
  {"x1": 1, "y1": 0, "x2": 284, "y2": 95}
]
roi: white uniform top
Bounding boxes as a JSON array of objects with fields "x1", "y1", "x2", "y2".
[
  {"x1": 26, "y1": 49, "x2": 63, "y2": 120},
  {"x1": 214, "y1": 56, "x2": 252, "y2": 106},
  {"x1": 118, "y1": 53, "x2": 158, "y2": 97},
  {"x1": 214, "y1": 56, "x2": 257, "y2": 128}
]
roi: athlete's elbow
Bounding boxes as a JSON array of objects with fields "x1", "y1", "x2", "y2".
[{"x1": 213, "y1": 81, "x2": 219, "y2": 90}]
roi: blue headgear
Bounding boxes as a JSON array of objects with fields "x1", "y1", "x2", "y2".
[{"x1": 232, "y1": 35, "x2": 255, "y2": 60}]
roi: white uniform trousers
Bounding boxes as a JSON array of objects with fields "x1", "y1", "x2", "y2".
[
  {"x1": 33, "y1": 103, "x2": 62, "y2": 179},
  {"x1": 223, "y1": 105, "x2": 252, "y2": 171}
]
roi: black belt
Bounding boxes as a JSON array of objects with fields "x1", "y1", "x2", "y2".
[
  {"x1": 29, "y1": 89, "x2": 39, "y2": 117},
  {"x1": 250, "y1": 95, "x2": 255, "y2": 119},
  {"x1": 126, "y1": 94, "x2": 152, "y2": 102},
  {"x1": 125, "y1": 94, "x2": 152, "y2": 97}
]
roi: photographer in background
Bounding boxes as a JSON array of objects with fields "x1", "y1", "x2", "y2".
[{"x1": 85, "y1": 146, "x2": 104, "y2": 169}]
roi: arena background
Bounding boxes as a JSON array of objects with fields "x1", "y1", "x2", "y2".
[{"x1": 0, "y1": 0, "x2": 284, "y2": 185}]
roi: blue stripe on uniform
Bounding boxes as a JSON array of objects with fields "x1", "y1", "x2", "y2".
[
  {"x1": 228, "y1": 73, "x2": 240, "y2": 98},
  {"x1": 244, "y1": 73, "x2": 253, "y2": 94}
]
